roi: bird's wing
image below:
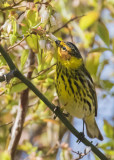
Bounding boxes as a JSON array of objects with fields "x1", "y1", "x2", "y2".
[{"x1": 82, "y1": 66, "x2": 98, "y2": 116}]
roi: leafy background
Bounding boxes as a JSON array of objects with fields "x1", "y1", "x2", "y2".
[{"x1": 0, "y1": 0, "x2": 114, "y2": 160}]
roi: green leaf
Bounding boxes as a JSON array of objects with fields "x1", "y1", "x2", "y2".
[
  {"x1": 99, "y1": 140, "x2": 114, "y2": 149},
  {"x1": 12, "y1": 19, "x2": 17, "y2": 34},
  {"x1": 21, "y1": 19, "x2": 29, "y2": 34},
  {"x1": 9, "y1": 34, "x2": 17, "y2": 45},
  {"x1": 79, "y1": 11, "x2": 99, "y2": 30},
  {"x1": 97, "y1": 21, "x2": 110, "y2": 47},
  {"x1": 103, "y1": 120, "x2": 114, "y2": 138},
  {"x1": 99, "y1": 140, "x2": 114, "y2": 159},
  {"x1": 0, "y1": 56, "x2": 6, "y2": 66},
  {"x1": 101, "y1": 80, "x2": 114, "y2": 91},
  {"x1": 11, "y1": 83, "x2": 27, "y2": 93},
  {"x1": 18, "y1": 141, "x2": 37, "y2": 154},
  {"x1": 86, "y1": 52, "x2": 101, "y2": 80},
  {"x1": 26, "y1": 34, "x2": 39, "y2": 51},
  {"x1": 21, "y1": 49, "x2": 29, "y2": 70},
  {"x1": 89, "y1": 47, "x2": 112, "y2": 53},
  {"x1": 26, "y1": 9, "x2": 39, "y2": 27}
]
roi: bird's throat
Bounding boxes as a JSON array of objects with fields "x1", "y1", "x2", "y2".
[{"x1": 57, "y1": 57, "x2": 83, "y2": 70}]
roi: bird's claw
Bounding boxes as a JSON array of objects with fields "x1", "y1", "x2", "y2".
[
  {"x1": 53, "y1": 106, "x2": 70, "y2": 119},
  {"x1": 63, "y1": 112, "x2": 70, "y2": 117},
  {"x1": 53, "y1": 106, "x2": 60, "y2": 119},
  {"x1": 76, "y1": 132, "x2": 85, "y2": 143}
]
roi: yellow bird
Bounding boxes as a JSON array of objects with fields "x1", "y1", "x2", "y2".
[{"x1": 55, "y1": 40, "x2": 103, "y2": 141}]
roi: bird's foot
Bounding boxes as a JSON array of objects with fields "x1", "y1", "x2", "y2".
[
  {"x1": 76, "y1": 132, "x2": 85, "y2": 144},
  {"x1": 62, "y1": 112, "x2": 70, "y2": 117},
  {"x1": 53, "y1": 106, "x2": 70, "y2": 119},
  {"x1": 53, "y1": 106, "x2": 60, "y2": 119}
]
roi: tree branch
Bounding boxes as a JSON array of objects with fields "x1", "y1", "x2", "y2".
[
  {"x1": 0, "y1": 45, "x2": 108, "y2": 160},
  {"x1": 0, "y1": 46, "x2": 16, "y2": 70},
  {"x1": 8, "y1": 49, "x2": 35, "y2": 160},
  {"x1": 0, "y1": 0, "x2": 23, "y2": 11},
  {"x1": 7, "y1": 35, "x2": 29, "y2": 51},
  {"x1": 31, "y1": 63, "x2": 56, "y2": 80},
  {"x1": 72, "y1": 146, "x2": 91, "y2": 160},
  {"x1": 0, "y1": 121, "x2": 13, "y2": 128},
  {"x1": 52, "y1": 15, "x2": 84, "y2": 34}
]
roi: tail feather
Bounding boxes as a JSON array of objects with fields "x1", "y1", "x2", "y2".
[{"x1": 85, "y1": 115, "x2": 103, "y2": 141}]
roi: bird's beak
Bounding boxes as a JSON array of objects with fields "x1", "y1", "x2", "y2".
[{"x1": 55, "y1": 40, "x2": 61, "y2": 47}]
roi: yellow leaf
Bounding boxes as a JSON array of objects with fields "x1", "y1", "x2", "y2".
[
  {"x1": 11, "y1": 83, "x2": 27, "y2": 93},
  {"x1": 103, "y1": 120, "x2": 114, "y2": 138},
  {"x1": 97, "y1": 21, "x2": 110, "y2": 47},
  {"x1": 0, "y1": 151, "x2": 11, "y2": 160},
  {"x1": 26, "y1": 34, "x2": 39, "y2": 52},
  {"x1": 86, "y1": 52, "x2": 101, "y2": 79},
  {"x1": 21, "y1": 49, "x2": 29, "y2": 70},
  {"x1": 9, "y1": 34, "x2": 17, "y2": 45},
  {"x1": 79, "y1": 11, "x2": 99, "y2": 30}
]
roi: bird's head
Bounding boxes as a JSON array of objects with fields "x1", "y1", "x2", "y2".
[{"x1": 55, "y1": 40, "x2": 83, "y2": 69}]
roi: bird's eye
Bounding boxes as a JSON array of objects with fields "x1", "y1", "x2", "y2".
[{"x1": 62, "y1": 46, "x2": 66, "y2": 51}]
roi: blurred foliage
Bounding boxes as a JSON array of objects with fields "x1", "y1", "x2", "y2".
[
  {"x1": 98, "y1": 120, "x2": 114, "y2": 159},
  {"x1": 0, "y1": 151, "x2": 11, "y2": 160},
  {"x1": 0, "y1": 0, "x2": 114, "y2": 160}
]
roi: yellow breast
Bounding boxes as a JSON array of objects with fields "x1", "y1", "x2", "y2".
[{"x1": 56, "y1": 66, "x2": 94, "y2": 118}]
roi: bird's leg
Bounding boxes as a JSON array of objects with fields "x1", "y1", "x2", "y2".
[
  {"x1": 77, "y1": 119, "x2": 85, "y2": 143},
  {"x1": 80, "y1": 119, "x2": 85, "y2": 136},
  {"x1": 62, "y1": 103, "x2": 70, "y2": 117},
  {"x1": 83, "y1": 119, "x2": 85, "y2": 134}
]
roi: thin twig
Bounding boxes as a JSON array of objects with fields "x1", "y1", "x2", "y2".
[
  {"x1": 52, "y1": 15, "x2": 84, "y2": 34},
  {"x1": 1, "y1": 64, "x2": 55, "y2": 88},
  {"x1": 0, "y1": 121, "x2": 13, "y2": 128},
  {"x1": 31, "y1": 63, "x2": 56, "y2": 79},
  {"x1": 0, "y1": 0, "x2": 23, "y2": 11},
  {"x1": 7, "y1": 35, "x2": 29, "y2": 51},
  {"x1": 17, "y1": 11, "x2": 25, "y2": 19},
  {"x1": 0, "y1": 91, "x2": 5, "y2": 96},
  {"x1": 72, "y1": 147, "x2": 91, "y2": 160},
  {"x1": 13, "y1": 0, "x2": 16, "y2": 5},
  {"x1": 35, "y1": 0, "x2": 52, "y2": 5}
]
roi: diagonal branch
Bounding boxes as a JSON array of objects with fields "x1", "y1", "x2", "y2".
[
  {"x1": 7, "y1": 35, "x2": 29, "y2": 51},
  {"x1": 0, "y1": 46, "x2": 16, "y2": 70},
  {"x1": 0, "y1": 45, "x2": 108, "y2": 160},
  {"x1": 0, "y1": 0, "x2": 23, "y2": 11},
  {"x1": 0, "y1": 121, "x2": 13, "y2": 128},
  {"x1": 52, "y1": 15, "x2": 84, "y2": 34}
]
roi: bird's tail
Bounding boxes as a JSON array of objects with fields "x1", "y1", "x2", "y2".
[{"x1": 84, "y1": 115, "x2": 103, "y2": 141}]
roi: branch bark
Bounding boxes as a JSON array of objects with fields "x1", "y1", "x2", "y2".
[
  {"x1": 0, "y1": 45, "x2": 109, "y2": 160},
  {"x1": 7, "y1": 49, "x2": 35, "y2": 160}
]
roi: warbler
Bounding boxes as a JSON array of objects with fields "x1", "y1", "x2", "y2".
[{"x1": 55, "y1": 40, "x2": 103, "y2": 141}]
